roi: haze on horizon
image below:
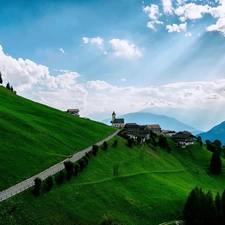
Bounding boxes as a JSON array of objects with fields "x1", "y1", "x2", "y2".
[{"x1": 0, "y1": 0, "x2": 225, "y2": 131}]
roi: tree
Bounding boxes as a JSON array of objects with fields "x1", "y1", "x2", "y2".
[
  {"x1": 167, "y1": 145, "x2": 172, "y2": 153},
  {"x1": 0, "y1": 71, "x2": 2, "y2": 84},
  {"x1": 6, "y1": 82, "x2": 10, "y2": 90},
  {"x1": 183, "y1": 187, "x2": 204, "y2": 225},
  {"x1": 64, "y1": 160, "x2": 74, "y2": 180},
  {"x1": 74, "y1": 163, "x2": 80, "y2": 176},
  {"x1": 215, "y1": 192, "x2": 223, "y2": 224},
  {"x1": 10, "y1": 85, "x2": 14, "y2": 92},
  {"x1": 78, "y1": 158, "x2": 86, "y2": 171},
  {"x1": 221, "y1": 189, "x2": 225, "y2": 221},
  {"x1": 127, "y1": 138, "x2": 134, "y2": 147},
  {"x1": 92, "y1": 144, "x2": 99, "y2": 156},
  {"x1": 113, "y1": 140, "x2": 118, "y2": 147},
  {"x1": 103, "y1": 141, "x2": 108, "y2": 151},
  {"x1": 210, "y1": 151, "x2": 222, "y2": 174},
  {"x1": 58, "y1": 170, "x2": 65, "y2": 184},
  {"x1": 45, "y1": 175, "x2": 54, "y2": 190},
  {"x1": 33, "y1": 177, "x2": 42, "y2": 196},
  {"x1": 158, "y1": 135, "x2": 168, "y2": 148}
]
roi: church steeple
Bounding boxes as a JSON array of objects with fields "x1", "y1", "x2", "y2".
[{"x1": 112, "y1": 111, "x2": 116, "y2": 122}]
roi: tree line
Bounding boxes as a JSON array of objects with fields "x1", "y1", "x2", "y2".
[
  {"x1": 0, "y1": 71, "x2": 16, "y2": 94},
  {"x1": 183, "y1": 186, "x2": 225, "y2": 225},
  {"x1": 33, "y1": 140, "x2": 118, "y2": 197}
]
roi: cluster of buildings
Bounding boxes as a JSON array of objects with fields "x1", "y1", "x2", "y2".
[{"x1": 110, "y1": 111, "x2": 195, "y2": 147}]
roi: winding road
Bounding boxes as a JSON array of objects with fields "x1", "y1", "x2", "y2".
[{"x1": 0, "y1": 130, "x2": 119, "y2": 202}]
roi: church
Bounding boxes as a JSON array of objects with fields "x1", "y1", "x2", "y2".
[{"x1": 110, "y1": 111, "x2": 125, "y2": 128}]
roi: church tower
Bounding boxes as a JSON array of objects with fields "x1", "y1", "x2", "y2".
[{"x1": 112, "y1": 111, "x2": 116, "y2": 122}]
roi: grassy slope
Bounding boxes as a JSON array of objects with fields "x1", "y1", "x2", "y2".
[
  {"x1": 1, "y1": 136, "x2": 225, "y2": 225},
  {"x1": 0, "y1": 86, "x2": 114, "y2": 191}
]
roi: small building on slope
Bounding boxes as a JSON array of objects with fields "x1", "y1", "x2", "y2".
[{"x1": 111, "y1": 111, "x2": 124, "y2": 128}]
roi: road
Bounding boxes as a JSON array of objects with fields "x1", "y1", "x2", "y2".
[{"x1": 0, "y1": 130, "x2": 119, "y2": 202}]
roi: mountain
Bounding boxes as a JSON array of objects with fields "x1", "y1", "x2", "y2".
[
  {"x1": 198, "y1": 121, "x2": 225, "y2": 143},
  {"x1": 102, "y1": 112, "x2": 202, "y2": 135}
]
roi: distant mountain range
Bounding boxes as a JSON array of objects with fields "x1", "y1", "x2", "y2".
[
  {"x1": 102, "y1": 112, "x2": 202, "y2": 135},
  {"x1": 198, "y1": 121, "x2": 225, "y2": 144}
]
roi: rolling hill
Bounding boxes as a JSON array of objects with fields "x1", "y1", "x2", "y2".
[
  {"x1": 102, "y1": 112, "x2": 202, "y2": 135},
  {"x1": 0, "y1": 135, "x2": 224, "y2": 225},
  {"x1": 198, "y1": 121, "x2": 225, "y2": 144},
  {"x1": 0, "y1": 86, "x2": 115, "y2": 191}
]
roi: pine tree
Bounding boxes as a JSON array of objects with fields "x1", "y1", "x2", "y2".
[
  {"x1": 0, "y1": 71, "x2": 3, "y2": 84},
  {"x1": 6, "y1": 82, "x2": 10, "y2": 90},
  {"x1": 215, "y1": 192, "x2": 223, "y2": 224},
  {"x1": 210, "y1": 151, "x2": 222, "y2": 174}
]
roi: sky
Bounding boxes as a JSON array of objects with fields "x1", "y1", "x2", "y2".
[{"x1": 0, "y1": 0, "x2": 225, "y2": 131}]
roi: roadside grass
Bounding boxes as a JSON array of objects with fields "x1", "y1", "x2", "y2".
[
  {"x1": 1, "y1": 136, "x2": 225, "y2": 225},
  {"x1": 0, "y1": 86, "x2": 114, "y2": 190}
]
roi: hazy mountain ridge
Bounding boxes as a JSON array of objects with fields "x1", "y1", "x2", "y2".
[
  {"x1": 102, "y1": 112, "x2": 202, "y2": 135},
  {"x1": 198, "y1": 121, "x2": 225, "y2": 144}
]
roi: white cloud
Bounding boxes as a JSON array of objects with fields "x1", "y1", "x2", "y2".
[
  {"x1": 174, "y1": 3, "x2": 210, "y2": 21},
  {"x1": 82, "y1": 36, "x2": 104, "y2": 49},
  {"x1": 143, "y1": 4, "x2": 160, "y2": 20},
  {"x1": 86, "y1": 80, "x2": 111, "y2": 90},
  {"x1": 185, "y1": 32, "x2": 192, "y2": 37},
  {"x1": 162, "y1": 0, "x2": 173, "y2": 15},
  {"x1": 109, "y1": 39, "x2": 142, "y2": 57},
  {"x1": 147, "y1": 21, "x2": 164, "y2": 30},
  {"x1": 59, "y1": 48, "x2": 65, "y2": 54},
  {"x1": 166, "y1": 22, "x2": 187, "y2": 32},
  {"x1": 207, "y1": 17, "x2": 225, "y2": 35},
  {"x1": 121, "y1": 78, "x2": 126, "y2": 82}
]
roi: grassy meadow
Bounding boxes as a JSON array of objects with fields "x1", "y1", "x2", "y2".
[
  {"x1": 0, "y1": 86, "x2": 114, "y2": 191},
  {"x1": 0, "y1": 135, "x2": 225, "y2": 225}
]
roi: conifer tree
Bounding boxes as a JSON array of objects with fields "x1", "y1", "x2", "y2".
[
  {"x1": 210, "y1": 151, "x2": 222, "y2": 174},
  {"x1": 0, "y1": 71, "x2": 3, "y2": 84}
]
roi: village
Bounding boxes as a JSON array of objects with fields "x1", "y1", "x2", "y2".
[{"x1": 67, "y1": 109, "x2": 196, "y2": 148}]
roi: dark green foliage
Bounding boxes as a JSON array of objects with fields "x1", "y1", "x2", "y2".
[
  {"x1": 99, "y1": 215, "x2": 121, "y2": 225},
  {"x1": 137, "y1": 136, "x2": 141, "y2": 144},
  {"x1": 196, "y1": 136, "x2": 202, "y2": 142},
  {"x1": 200, "y1": 141, "x2": 203, "y2": 147},
  {"x1": 6, "y1": 82, "x2": 10, "y2": 90},
  {"x1": 92, "y1": 144, "x2": 99, "y2": 156},
  {"x1": 103, "y1": 141, "x2": 108, "y2": 151},
  {"x1": 74, "y1": 163, "x2": 80, "y2": 176},
  {"x1": 221, "y1": 190, "x2": 225, "y2": 221},
  {"x1": 113, "y1": 140, "x2": 118, "y2": 147},
  {"x1": 45, "y1": 175, "x2": 54, "y2": 190},
  {"x1": 33, "y1": 177, "x2": 42, "y2": 196},
  {"x1": 183, "y1": 187, "x2": 216, "y2": 225},
  {"x1": 167, "y1": 145, "x2": 172, "y2": 153},
  {"x1": 78, "y1": 158, "x2": 86, "y2": 171},
  {"x1": 127, "y1": 138, "x2": 134, "y2": 147},
  {"x1": 210, "y1": 151, "x2": 222, "y2": 174},
  {"x1": 158, "y1": 135, "x2": 168, "y2": 148},
  {"x1": 215, "y1": 192, "x2": 223, "y2": 224},
  {"x1": 0, "y1": 71, "x2": 2, "y2": 84},
  {"x1": 58, "y1": 170, "x2": 65, "y2": 184},
  {"x1": 83, "y1": 156, "x2": 89, "y2": 165},
  {"x1": 85, "y1": 152, "x2": 91, "y2": 159},
  {"x1": 10, "y1": 85, "x2": 14, "y2": 92},
  {"x1": 64, "y1": 160, "x2": 74, "y2": 180}
]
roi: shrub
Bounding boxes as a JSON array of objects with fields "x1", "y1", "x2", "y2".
[
  {"x1": 92, "y1": 144, "x2": 99, "y2": 156},
  {"x1": 45, "y1": 175, "x2": 54, "y2": 190},
  {"x1": 103, "y1": 141, "x2": 108, "y2": 151},
  {"x1": 58, "y1": 170, "x2": 65, "y2": 184},
  {"x1": 33, "y1": 177, "x2": 42, "y2": 196},
  {"x1": 74, "y1": 163, "x2": 80, "y2": 176},
  {"x1": 113, "y1": 140, "x2": 118, "y2": 147},
  {"x1": 78, "y1": 158, "x2": 86, "y2": 171}
]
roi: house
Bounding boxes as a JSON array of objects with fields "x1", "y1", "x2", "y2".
[
  {"x1": 172, "y1": 131, "x2": 195, "y2": 147},
  {"x1": 67, "y1": 109, "x2": 80, "y2": 116},
  {"x1": 124, "y1": 123, "x2": 139, "y2": 133},
  {"x1": 137, "y1": 130, "x2": 150, "y2": 142},
  {"x1": 111, "y1": 111, "x2": 124, "y2": 128},
  {"x1": 146, "y1": 124, "x2": 161, "y2": 135},
  {"x1": 162, "y1": 130, "x2": 177, "y2": 137}
]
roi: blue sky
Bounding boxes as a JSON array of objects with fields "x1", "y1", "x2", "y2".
[{"x1": 0, "y1": 0, "x2": 225, "y2": 131}]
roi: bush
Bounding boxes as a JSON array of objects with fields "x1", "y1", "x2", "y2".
[
  {"x1": 58, "y1": 170, "x2": 65, "y2": 184},
  {"x1": 103, "y1": 141, "x2": 108, "y2": 151},
  {"x1": 113, "y1": 140, "x2": 118, "y2": 147},
  {"x1": 92, "y1": 144, "x2": 99, "y2": 156},
  {"x1": 74, "y1": 163, "x2": 80, "y2": 176},
  {"x1": 78, "y1": 158, "x2": 86, "y2": 171},
  {"x1": 64, "y1": 160, "x2": 74, "y2": 180},
  {"x1": 33, "y1": 177, "x2": 42, "y2": 196},
  {"x1": 158, "y1": 135, "x2": 168, "y2": 148},
  {"x1": 45, "y1": 175, "x2": 54, "y2": 190}
]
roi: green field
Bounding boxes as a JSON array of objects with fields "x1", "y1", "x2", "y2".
[
  {"x1": 1, "y1": 85, "x2": 225, "y2": 225},
  {"x1": 0, "y1": 86, "x2": 114, "y2": 191},
  {"x1": 1, "y1": 135, "x2": 225, "y2": 225}
]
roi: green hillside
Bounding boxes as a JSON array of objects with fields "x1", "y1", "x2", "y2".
[
  {"x1": 0, "y1": 86, "x2": 115, "y2": 191},
  {"x1": 0, "y1": 134, "x2": 225, "y2": 225}
]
